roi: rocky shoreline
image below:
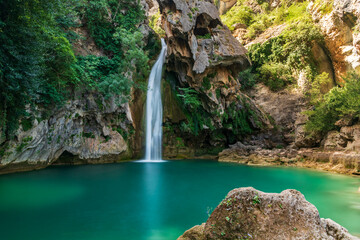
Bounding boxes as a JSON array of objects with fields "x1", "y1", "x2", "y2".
[
  {"x1": 219, "y1": 142, "x2": 360, "y2": 176},
  {"x1": 1, "y1": 149, "x2": 359, "y2": 176}
]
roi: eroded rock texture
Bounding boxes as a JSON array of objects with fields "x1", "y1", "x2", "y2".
[
  {"x1": 0, "y1": 94, "x2": 134, "y2": 174},
  {"x1": 158, "y1": 0, "x2": 270, "y2": 157},
  {"x1": 0, "y1": 5, "x2": 154, "y2": 173},
  {"x1": 178, "y1": 187, "x2": 359, "y2": 240},
  {"x1": 158, "y1": 0, "x2": 249, "y2": 81},
  {"x1": 310, "y1": 0, "x2": 360, "y2": 84}
]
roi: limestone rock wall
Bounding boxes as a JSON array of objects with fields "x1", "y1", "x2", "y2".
[
  {"x1": 157, "y1": 0, "x2": 271, "y2": 155},
  {"x1": 0, "y1": 2, "x2": 155, "y2": 174},
  {"x1": 310, "y1": 0, "x2": 360, "y2": 84},
  {"x1": 0, "y1": 93, "x2": 134, "y2": 174}
]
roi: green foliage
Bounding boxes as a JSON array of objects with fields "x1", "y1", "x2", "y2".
[
  {"x1": 0, "y1": 0, "x2": 151, "y2": 139},
  {"x1": 175, "y1": 137, "x2": 185, "y2": 148},
  {"x1": 308, "y1": 72, "x2": 332, "y2": 105},
  {"x1": 202, "y1": 76, "x2": 212, "y2": 91},
  {"x1": 221, "y1": 4, "x2": 254, "y2": 30},
  {"x1": 149, "y1": 11, "x2": 165, "y2": 38},
  {"x1": 314, "y1": 0, "x2": 333, "y2": 14},
  {"x1": 221, "y1": 0, "x2": 312, "y2": 40},
  {"x1": 0, "y1": 0, "x2": 77, "y2": 138},
  {"x1": 238, "y1": 69, "x2": 257, "y2": 90},
  {"x1": 221, "y1": 101, "x2": 254, "y2": 135},
  {"x1": 258, "y1": 62, "x2": 294, "y2": 91},
  {"x1": 196, "y1": 33, "x2": 212, "y2": 39},
  {"x1": 80, "y1": 0, "x2": 149, "y2": 101},
  {"x1": 252, "y1": 193, "x2": 261, "y2": 205},
  {"x1": 177, "y1": 87, "x2": 214, "y2": 135},
  {"x1": 21, "y1": 117, "x2": 34, "y2": 132},
  {"x1": 280, "y1": 19, "x2": 324, "y2": 69},
  {"x1": 247, "y1": 19, "x2": 324, "y2": 91},
  {"x1": 83, "y1": 132, "x2": 95, "y2": 139},
  {"x1": 16, "y1": 136, "x2": 33, "y2": 152},
  {"x1": 305, "y1": 72, "x2": 360, "y2": 135},
  {"x1": 191, "y1": 7, "x2": 199, "y2": 13},
  {"x1": 177, "y1": 88, "x2": 202, "y2": 111}
]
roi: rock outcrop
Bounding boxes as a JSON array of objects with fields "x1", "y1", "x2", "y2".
[
  {"x1": 0, "y1": 93, "x2": 134, "y2": 174},
  {"x1": 310, "y1": 0, "x2": 360, "y2": 83},
  {"x1": 158, "y1": 0, "x2": 250, "y2": 82},
  {"x1": 178, "y1": 187, "x2": 359, "y2": 240},
  {"x1": 158, "y1": 0, "x2": 271, "y2": 156},
  {"x1": 217, "y1": 0, "x2": 237, "y2": 15}
]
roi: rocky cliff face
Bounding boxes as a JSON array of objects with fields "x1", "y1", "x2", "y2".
[
  {"x1": 158, "y1": 0, "x2": 250, "y2": 86},
  {"x1": 310, "y1": 0, "x2": 360, "y2": 84},
  {"x1": 0, "y1": 2, "x2": 155, "y2": 174},
  {"x1": 214, "y1": 0, "x2": 360, "y2": 174},
  {"x1": 178, "y1": 187, "x2": 359, "y2": 240},
  {"x1": 157, "y1": 0, "x2": 271, "y2": 158},
  {"x1": 0, "y1": 94, "x2": 133, "y2": 174}
]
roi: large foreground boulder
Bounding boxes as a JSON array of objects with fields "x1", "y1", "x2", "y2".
[{"x1": 178, "y1": 187, "x2": 358, "y2": 240}]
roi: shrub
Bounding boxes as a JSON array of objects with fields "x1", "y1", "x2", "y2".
[
  {"x1": 149, "y1": 11, "x2": 165, "y2": 37},
  {"x1": 258, "y1": 62, "x2": 294, "y2": 91},
  {"x1": 314, "y1": 0, "x2": 334, "y2": 15},
  {"x1": 238, "y1": 69, "x2": 257, "y2": 90},
  {"x1": 308, "y1": 72, "x2": 333, "y2": 105},
  {"x1": 305, "y1": 72, "x2": 360, "y2": 135},
  {"x1": 221, "y1": 4, "x2": 255, "y2": 30},
  {"x1": 247, "y1": 18, "x2": 324, "y2": 91}
]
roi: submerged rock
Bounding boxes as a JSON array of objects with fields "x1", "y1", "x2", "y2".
[{"x1": 178, "y1": 187, "x2": 359, "y2": 240}]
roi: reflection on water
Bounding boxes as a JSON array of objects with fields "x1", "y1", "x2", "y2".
[{"x1": 0, "y1": 160, "x2": 359, "y2": 240}]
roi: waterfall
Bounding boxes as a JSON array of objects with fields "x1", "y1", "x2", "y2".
[{"x1": 144, "y1": 38, "x2": 167, "y2": 161}]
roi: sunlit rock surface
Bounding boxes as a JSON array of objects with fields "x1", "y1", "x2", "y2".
[
  {"x1": 309, "y1": 0, "x2": 360, "y2": 84},
  {"x1": 178, "y1": 187, "x2": 359, "y2": 240},
  {"x1": 158, "y1": 0, "x2": 271, "y2": 156}
]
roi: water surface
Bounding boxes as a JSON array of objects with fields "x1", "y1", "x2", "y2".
[{"x1": 0, "y1": 160, "x2": 359, "y2": 239}]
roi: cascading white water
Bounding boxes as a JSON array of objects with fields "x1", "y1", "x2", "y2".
[{"x1": 144, "y1": 38, "x2": 167, "y2": 161}]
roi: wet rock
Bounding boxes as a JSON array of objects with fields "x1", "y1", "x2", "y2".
[{"x1": 178, "y1": 187, "x2": 358, "y2": 240}]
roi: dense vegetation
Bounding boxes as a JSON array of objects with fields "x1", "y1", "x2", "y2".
[
  {"x1": 245, "y1": 18, "x2": 325, "y2": 91},
  {"x1": 305, "y1": 72, "x2": 360, "y2": 135},
  {"x1": 0, "y1": 0, "x2": 154, "y2": 140},
  {"x1": 221, "y1": 0, "x2": 310, "y2": 39},
  {"x1": 222, "y1": 0, "x2": 329, "y2": 92},
  {"x1": 225, "y1": 0, "x2": 360, "y2": 141},
  {"x1": 173, "y1": 84, "x2": 257, "y2": 146}
]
